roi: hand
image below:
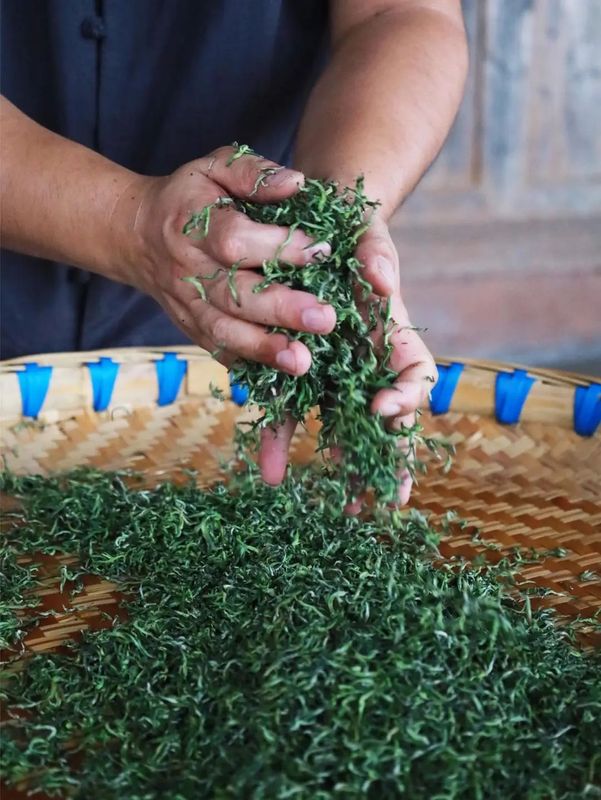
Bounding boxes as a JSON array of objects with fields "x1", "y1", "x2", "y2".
[
  {"x1": 259, "y1": 214, "x2": 438, "y2": 509},
  {"x1": 126, "y1": 146, "x2": 336, "y2": 373}
]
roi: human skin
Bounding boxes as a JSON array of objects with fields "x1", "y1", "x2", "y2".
[
  {"x1": 266, "y1": 0, "x2": 468, "y2": 509},
  {"x1": 0, "y1": 0, "x2": 467, "y2": 507}
]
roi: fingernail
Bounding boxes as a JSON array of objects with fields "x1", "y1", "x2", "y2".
[
  {"x1": 269, "y1": 168, "x2": 304, "y2": 187},
  {"x1": 379, "y1": 399, "x2": 404, "y2": 417},
  {"x1": 275, "y1": 349, "x2": 297, "y2": 373},
  {"x1": 377, "y1": 256, "x2": 396, "y2": 292},
  {"x1": 301, "y1": 306, "x2": 333, "y2": 333},
  {"x1": 305, "y1": 242, "x2": 331, "y2": 262}
]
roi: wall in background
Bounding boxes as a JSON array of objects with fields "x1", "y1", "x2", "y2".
[{"x1": 391, "y1": 0, "x2": 601, "y2": 374}]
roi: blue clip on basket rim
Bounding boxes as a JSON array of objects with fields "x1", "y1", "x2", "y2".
[
  {"x1": 430, "y1": 362, "x2": 464, "y2": 415},
  {"x1": 17, "y1": 362, "x2": 52, "y2": 419},
  {"x1": 229, "y1": 373, "x2": 249, "y2": 406},
  {"x1": 87, "y1": 357, "x2": 120, "y2": 412},
  {"x1": 494, "y1": 369, "x2": 536, "y2": 425},
  {"x1": 155, "y1": 353, "x2": 187, "y2": 406},
  {"x1": 573, "y1": 383, "x2": 600, "y2": 437}
]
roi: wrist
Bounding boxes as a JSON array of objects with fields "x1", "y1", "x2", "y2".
[{"x1": 106, "y1": 173, "x2": 157, "y2": 290}]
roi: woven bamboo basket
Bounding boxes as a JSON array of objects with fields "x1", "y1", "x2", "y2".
[{"x1": 1, "y1": 347, "x2": 600, "y2": 662}]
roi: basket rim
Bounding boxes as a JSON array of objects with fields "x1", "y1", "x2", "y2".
[
  {"x1": 1, "y1": 347, "x2": 599, "y2": 436},
  {"x1": 1, "y1": 346, "x2": 597, "y2": 387}
]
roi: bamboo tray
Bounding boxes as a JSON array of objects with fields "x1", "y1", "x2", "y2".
[{"x1": 1, "y1": 347, "x2": 600, "y2": 659}]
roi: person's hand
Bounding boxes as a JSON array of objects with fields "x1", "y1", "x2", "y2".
[
  {"x1": 259, "y1": 214, "x2": 438, "y2": 510},
  {"x1": 126, "y1": 146, "x2": 336, "y2": 373}
]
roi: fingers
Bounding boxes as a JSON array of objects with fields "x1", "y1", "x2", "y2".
[
  {"x1": 355, "y1": 215, "x2": 399, "y2": 298},
  {"x1": 367, "y1": 290, "x2": 434, "y2": 510},
  {"x1": 388, "y1": 412, "x2": 416, "y2": 507},
  {"x1": 344, "y1": 497, "x2": 364, "y2": 516},
  {"x1": 371, "y1": 353, "x2": 438, "y2": 418},
  {"x1": 259, "y1": 417, "x2": 297, "y2": 486},
  {"x1": 191, "y1": 268, "x2": 336, "y2": 334},
  {"x1": 371, "y1": 298, "x2": 438, "y2": 418},
  {"x1": 197, "y1": 205, "x2": 330, "y2": 268},
  {"x1": 397, "y1": 471, "x2": 413, "y2": 507},
  {"x1": 356, "y1": 227, "x2": 434, "y2": 461},
  {"x1": 189, "y1": 299, "x2": 312, "y2": 376},
  {"x1": 198, "y1": 146, "x2": 304, "y2": 202},
  {"x1": 158, "y1": 292, "x2": 239, "y2": 369}
]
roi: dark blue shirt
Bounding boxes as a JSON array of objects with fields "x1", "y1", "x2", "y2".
[{"x1": 0, "y1": 0, "x2": 327, "y2": 359}]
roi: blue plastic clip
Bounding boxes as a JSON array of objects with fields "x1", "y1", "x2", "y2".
[
  {"x1": 17, "y1": 362, "x2": 52, "y2": 418},
  {"x1": 155, "y1": 353, "x2": 187, "y2": 406},
  {"x1": 495, "y1": 368, "x2": 536, "y2": 425},
  {"x1": 573, "y1": 383, "x2": 600, "y2": 437},
  {"x1": 229, "y1": 373, "x2": 249, "y2": 406},
  {"x1": 430, "y1": 362, "x2": 464, "y2": 415},
  {"x1": 87, "y1": 357, "x2": 119, "y2": 412}
]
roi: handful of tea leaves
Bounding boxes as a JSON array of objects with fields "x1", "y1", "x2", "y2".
[{"x1": 184, "y1": 165, "x2": 444, "y2": 504}]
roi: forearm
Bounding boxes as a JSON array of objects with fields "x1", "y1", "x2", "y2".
[
  {"x1": 294, "y1": 2, "x2": 468, "y2": 216},
  {"x1": 0, "y1": 97, "x2": 146, "y2": 281}
]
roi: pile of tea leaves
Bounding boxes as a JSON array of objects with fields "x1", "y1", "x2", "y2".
[
  {"x1": 184, "y1": 162, "x2": 444, "y2": 505},
  {"x1": 1, "y1": 468, "x2": 600, "y2": 799}
]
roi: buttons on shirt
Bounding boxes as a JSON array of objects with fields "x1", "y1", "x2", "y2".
[{"x1": 80, "y1": 16, "x2": 106, "y2": 41}]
